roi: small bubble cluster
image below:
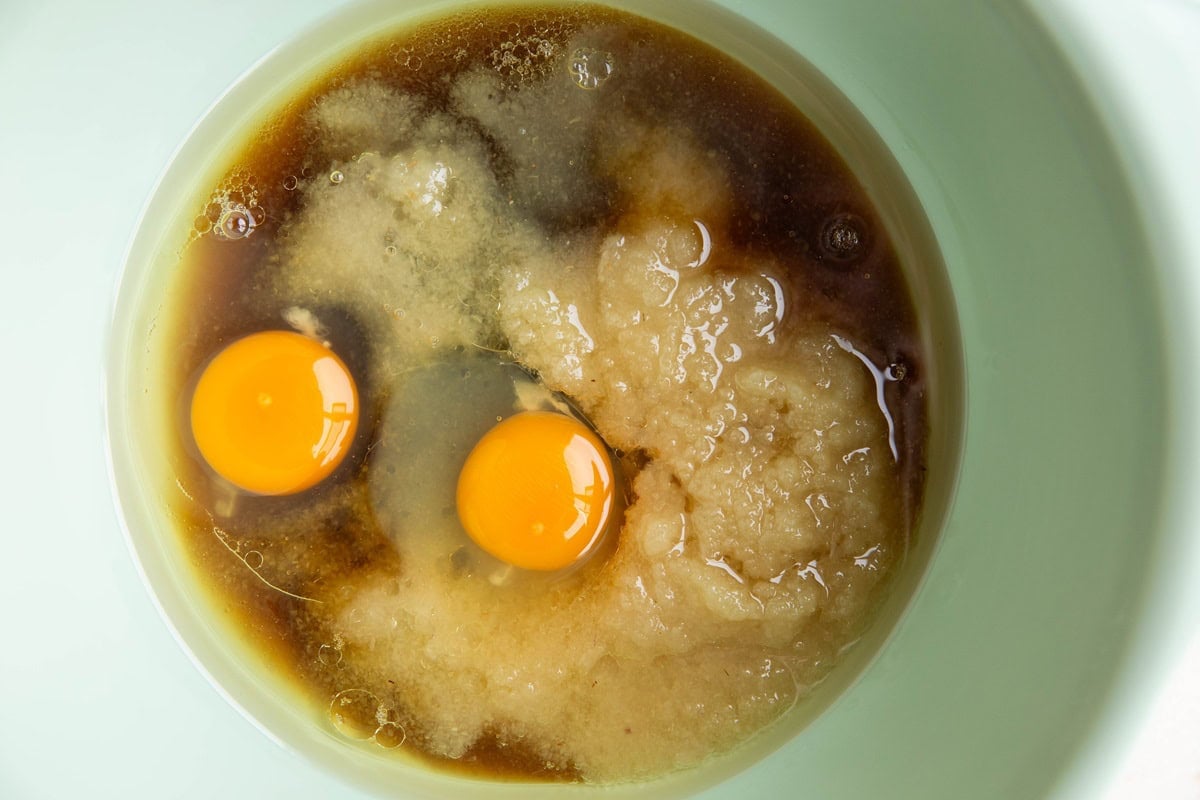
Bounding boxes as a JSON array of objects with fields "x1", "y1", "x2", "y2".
[
  {"x1": 569, "y1": 47, "x2": 615, "y2": 90},
  {"x1": 394, "y1": 46, "x2": 424, "y2": 71},
  {"x1": 819, "y1": 213, "x2": 868, "y2": 263},
  {"x1": 194, "y1": 178, "x2": 265, "y2": 242},
  {"x1": 328, "y1": 688, "x2": 408, "y2": 750},
  {"x1": 487, "y1": 26, "x2": 564, "y2": 79}
]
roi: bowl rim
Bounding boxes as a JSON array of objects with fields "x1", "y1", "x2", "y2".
[{"x1": 1024, "y1": 2, "x2": 1200, "y2": 796}]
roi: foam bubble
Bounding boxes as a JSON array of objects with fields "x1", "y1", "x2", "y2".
[
  {"x1": 217, "y1": 205, "x2": 257, "y2": 240},
  {"x1": 819, "y1": 213, "x2": 868, "y2": 263},
  {"x1": 568, "y1": 47, "x2": 615, "y2": 90},
  {"x1": 197, "y1": 179, "x2": 263, "y2": 243},
  {"x1": 328, "y1": 689, "x2": 380, "y2": 740},
  {"x1": 373, "y1": 721, "x2": 407, "y2": 749},
  {"x1": 317, "y1": 642, "x2": 343, "y2": 667}
]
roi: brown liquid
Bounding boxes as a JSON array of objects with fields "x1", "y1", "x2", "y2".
[{"x1": 164, "y1": 3, "x2": 928, "y2": 783}]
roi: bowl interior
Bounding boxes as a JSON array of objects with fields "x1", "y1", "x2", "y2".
[{"x1": 106, "y1": 0, "x2": 1167, "y2": 798}]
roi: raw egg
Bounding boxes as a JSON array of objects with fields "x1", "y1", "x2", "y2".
[
  {"x1": 456, "y1": 411, "x2": 615, "y2": 571},
  {"x1": 190, "y1": 330, "x2": 358, "y2": 495}
]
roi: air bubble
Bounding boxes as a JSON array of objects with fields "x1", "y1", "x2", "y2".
[
  {"x1": 328, "y1": 689, "x2": 379, "y2": 740},
  {"x1": 193, "y1": 216, "x2": 211, "y2": 234},
  {"x1": 330, "y1": 170, "x2": 345, "y2": 185},
  {"x1": 244, "y1": 550, "x2": 264, "y2": 569},
  {"x1": 282, "y1": 175, "x2": 298, "y2": 191},
  {"x1": 215, "y1": 208, "x2": 256, "y2": 240},
  {"x1": 317, "y1": 643, "x2": 343, "y2": 667},
  {"x1": 888, "y1": 362, "x2": 908, "y2": 381},
  {"x1": 393, "y1": 46, "x2": 424, "y2": 71},
  {"x1": 373, "y1": 722, "x2": 407, "y2": 749},
  {"x1": 819, "y1": 214, "x2": 868, "y2": 263},
  {"x1": 384, "y1": 245, "x2": 397, "y2": 257},
  {"x1": 569, "y1": 47, "x2": 615, "y2": 90}
]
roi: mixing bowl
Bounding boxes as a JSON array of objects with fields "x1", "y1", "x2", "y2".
[{"x1": 106, "y1": 0, "x2": 1199, "y2": 797}]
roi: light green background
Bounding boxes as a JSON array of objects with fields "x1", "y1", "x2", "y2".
[{"x1": 3, "y1": 0, "x2": 1196, "y2": 798}]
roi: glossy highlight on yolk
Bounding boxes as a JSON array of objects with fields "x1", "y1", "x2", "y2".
[
  {"x1": 190, "y1": 330, "x2": 359, "y2": 495},
  {"x1": 456, "y1": 411, "x2": 615, "y2": 571}
]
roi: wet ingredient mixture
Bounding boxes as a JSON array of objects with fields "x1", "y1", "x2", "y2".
[{"x1": 165, "y1": 3, "x2": 929, "y2": 784}]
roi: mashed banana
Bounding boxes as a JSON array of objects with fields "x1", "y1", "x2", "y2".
[{"x1": 265, "y1": 65, "x2": 904, "y2": 779}]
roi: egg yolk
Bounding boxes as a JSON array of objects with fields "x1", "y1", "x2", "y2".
[
  {"x1": 190, "y1": 330, "x2": 358, "y2": 495},
  {"x1": 456, "y1": 411, "x2": 615, "y2": 571}
]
